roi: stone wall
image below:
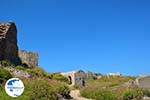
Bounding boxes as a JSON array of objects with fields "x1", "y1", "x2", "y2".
[
  {"x1": 86, "y1": 71, "x2": 95, "y2": 79},
  {"x1": 19, "y1": 50, "x2": 38, "y2": 68},
  {"x1": 74, "y1": 70, "x2": 86, "y2": 86},
  {"x1": 136, "y1": 75, "x2": 150, "y2": 89},
  {"x1": 0, "y1": 21, "x2": 21, "y2": 65},
  {"x1": 0, "y1": 21, "x2": 38, "y2": 67},
  {"x1": 61, "y1": 70, "x2": 86, "y2": 87}
]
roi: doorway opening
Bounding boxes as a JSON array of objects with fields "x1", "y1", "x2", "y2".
[{"x1": 68, "y1": 76, "x2": 72, "y2": 85}]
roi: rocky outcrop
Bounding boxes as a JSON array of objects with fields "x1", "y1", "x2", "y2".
[
  {"x1": 4, "y1": 67, "x2": 31, "y2": 78},
  {"x1": 0, "y1": 21, "x2": 38, "y2": 68},
  {"x1": 0, "y1": 21, "x2": 21, "y2": 65}
]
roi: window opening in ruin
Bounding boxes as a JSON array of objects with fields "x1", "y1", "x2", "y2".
[
  {"x1": 82, "y1": 79, "x2": 85, "y2": 86},
  {"x1": 68, "y1": 76, "x2": 72, "y2": 85}
]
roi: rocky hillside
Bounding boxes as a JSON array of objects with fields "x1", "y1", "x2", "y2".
[
  {"x1": 0, "y1": 62, "x2": 71, "y2": 100},
  {"x1": 1, "y1": 21, "x2": 150, "y2": 100}
]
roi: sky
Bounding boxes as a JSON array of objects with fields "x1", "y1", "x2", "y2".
[{"x1": 0, "y1": 0, "x2": 150, "y2": 75}]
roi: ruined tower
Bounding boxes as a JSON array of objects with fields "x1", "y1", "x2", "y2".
[
  {"x1": 0, "y1": 21, "x2": 38, "y2": 67},
  {"x1": 0, "y1": 21, "x2": 21, "y2": 65}
]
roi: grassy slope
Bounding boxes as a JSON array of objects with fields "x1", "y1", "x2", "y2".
[
  {"x1": 80, "y1": 76, "x2": 150, "y2": 100},
  {"x1": 0, "y1": 65, "x2": 70, "y2": 100}
]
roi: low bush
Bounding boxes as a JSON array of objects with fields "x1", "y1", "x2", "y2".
[
  {"x1": 0, "y1": 68, "x2": 12, "y2": 83},
  {"x1": 29, "y1": 79, "x2": 58, "y2": 100},
  {"x1": 122, "y1": 88, "x2": 150, "y2": 100},
  {"x1": 28, "y1": 79, "x2": 70, "y2": 100},
  {"x1": 81, "y1": 87, "x2": 117, "y2": 100},
  {"x1": 80, "y1": 76, "x2": 150, "y2": 100},
  {"x1": 0, "y1": 60, "x2": 10, "y2": 67},
  {"x1": 52, "y1": 73, "x2": 68, "y2": 83},
  {"x1": 54, "y1": 82, "x2": 70, "y2": 98},
  {"x1": 15, "y1": 65, "x2": 27, "y2": 71},
  {"x1": 0, "y1": 79, "x2": 70, "y2": 100},
  {"x1": 27, "y1": 67, "x2": 47, "y2": 77}
]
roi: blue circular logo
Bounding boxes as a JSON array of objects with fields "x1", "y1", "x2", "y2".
[{"x1": 5, "y1": 78, "x2": 24, "y2": 97}]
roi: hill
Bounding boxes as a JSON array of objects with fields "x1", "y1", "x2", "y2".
[
  {"x1": 0, "y1": 61, "x2": 70, "y2": 100},
  {"x1": 1, "y1": 21, "x2": 150, "y2": 100},
  {"x1": 80, "y1": 76, "x2": 150, "y2": 100}
]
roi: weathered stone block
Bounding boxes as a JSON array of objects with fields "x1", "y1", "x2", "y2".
[
  {"x1": 136, "y1": 75, "x2": 150, "y2": 89},
  {"x1": 19, "y1": 50, "x2": 38, "y2": 68}
]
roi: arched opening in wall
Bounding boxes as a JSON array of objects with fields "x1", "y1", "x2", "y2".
[
  {"x1": 68, "y1": 76, "x2": 72, "y2": 85},
  {"x1": 22, "y1": 63, "x2": 28, "y2": 68},
  {"x1": 82, "y1": 79, "x2": 85, "y2": 86},
  {"x1": 81, "y1": 78, "x2": 85, "y2": 86}
]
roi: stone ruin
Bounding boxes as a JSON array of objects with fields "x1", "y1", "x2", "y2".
[
  {"x1": 19, "y1": 50, "x2": 38, "y2": 68},
  {"x1": 126, "y1": 75, "x2": 150, "y2": 89},
  {"x1": 0, "y1": 21, "x2": 38, "y2": 68},
  {"x1": 0, "y1": 21, "x2": 21, "y2": 65},
  {"x1": 61, "y1": 70, "x2": 86, "y2": 87},
  {"x1": 136, "y1": 75, "x2": 150, "y2": 89},
  {"x1": 107, "y1": 72, "x2": 122, "y2": 78},
  {"x1": 61, "y1": 70, "x2": 97, "y2": 87}
]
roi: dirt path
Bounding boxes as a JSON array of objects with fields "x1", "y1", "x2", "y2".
[{"x1": 70, "y1": 90, "x2": 92, "y2": 100}]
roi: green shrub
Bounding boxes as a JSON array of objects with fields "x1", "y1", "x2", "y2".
[
  {"x1": 52, "y1": 73, "x2": 68, "y2": 83},
  {"x1": 122, "y1": 89, "x2": 150, "y2": 100},
  {"x1": 0, "y1": 60, "x2": 10, "y2": 67},
  {"x1": 81, "y1": 88, "x2": 117, "y2": 100},
  {"x1": 142, "y1": 89, "x2": 150, "y2": 97},
  {"x1": 0, "y1": 68, "x2": 12, "y2": 83},
  {"x1": 54, "y1": 82, "x2": 70, "y2": 98},
  {"x1": 0, "y1": 87, "x2": 29, "y2": 100},
  {"x1": 46, "y1": 72, "x2": 53, "y2": 79},
  {"x1": 15, "y1": 65, "x2": 27, "y2": 71},
  {"x1": 27, "y1": 67, "x2": 47, "y2": 77},
  {"x1": 80, "y1": 76, "x2": 138, "y2": 100},
  {"x1": 28, "y1": 79, "x2": 70, "y2": 100},
  {"x1": 29, "y1": 80, "x2": 57, "y2": 100},
  {"x1": 0, "y1": 78, "x2": 70, "y2": 100}
]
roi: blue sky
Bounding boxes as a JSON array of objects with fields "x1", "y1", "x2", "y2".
[{"x1": 1, "y1": 0, "x2": 150, "y2": 75}]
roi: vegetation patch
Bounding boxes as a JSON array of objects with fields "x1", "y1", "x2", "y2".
[
  {"x1": 0, "y1": 78, "x2": 70, "y2": 100},
  {"x1": 80, "y1": 76, "x2": 150, "y2": 100},
  {"x1": 0, "y1": 68, "x2": 12, "y2": 84}
]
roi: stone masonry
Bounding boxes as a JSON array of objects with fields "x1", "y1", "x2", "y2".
[
  {"x1": 19, "y1": 50, "x2": 38, "y2": 68},
  {"x1": 0, "y1": 21, "x2": 38, "y2": 67},
  {"x1": 61, "y1": 70, "x2": 86, "y2": 87},
  {"x1": 136, "y1": 75, "x2": 150, "y2": 89},
  {"x1": 0, "y1": 21, "x2": 21, "y2": 65}
]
